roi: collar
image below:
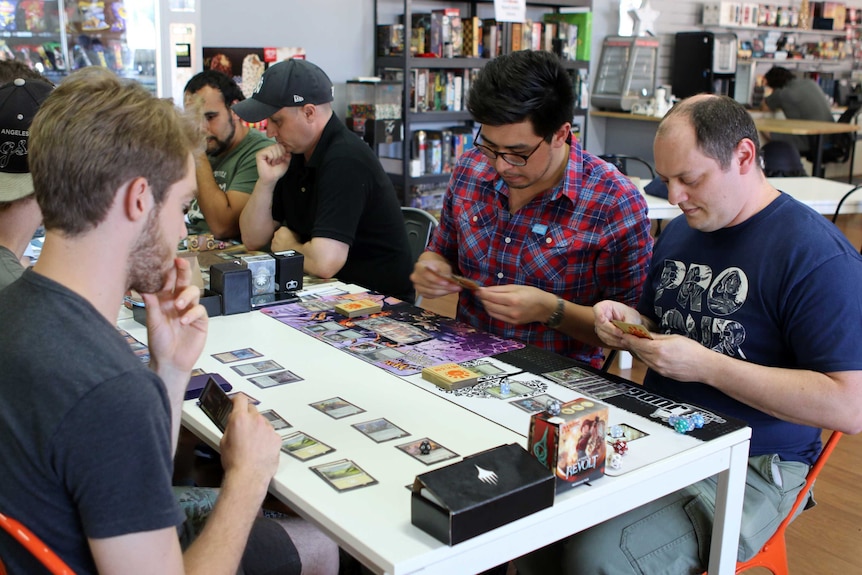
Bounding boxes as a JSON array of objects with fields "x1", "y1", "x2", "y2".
[{"x1": 306, "y1": 112, "x2": 343, "y2": 169}]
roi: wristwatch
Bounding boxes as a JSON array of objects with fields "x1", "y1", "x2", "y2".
[{"x1": 544, "y1": 296, "x2": 565, "y2": 329}]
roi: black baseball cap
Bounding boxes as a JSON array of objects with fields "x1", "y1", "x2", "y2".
[
  {"x1": 232, "y1": 59, "x2": 334, "y2": 123},
  {"x1": 0, "y1": 78, "x2": 53, "y2": 202}
]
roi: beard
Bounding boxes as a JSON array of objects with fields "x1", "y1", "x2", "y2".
[
  {"x1": 206, "y1": 114, "x2": 236, "y2": 157},
  {"x1": 128, "y1": 205, "x2": 174, "y2": 294}
]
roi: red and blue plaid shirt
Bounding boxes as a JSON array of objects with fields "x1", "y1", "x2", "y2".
[{"x1": 427, "y1": 143, "x2": 653, "y2": 367}]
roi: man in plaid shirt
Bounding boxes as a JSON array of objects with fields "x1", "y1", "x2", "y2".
[{"x1": 411, "y1": 51, "x2": 653, "y2": 368}]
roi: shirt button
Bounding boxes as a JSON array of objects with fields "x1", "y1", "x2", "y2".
[
  {"x1": 546, "y1": 237, "x2": 552, "y2": 244},
  {"x1": 497, "y1": 272, "x2": 504, "y2": 279},
  {"x1": 473, "y1": 216, "x2": 478, "y2": 222},
  {"x1": 301, "y1": 187, "x2": 306, "y2": 193},
  {"x1": 504, "y1": 237, "x2": 511, "y2": 244}
]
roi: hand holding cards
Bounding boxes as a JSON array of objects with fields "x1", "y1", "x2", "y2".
[
  {"x1": 611, "y1": 320, "x2": 654, "y2": 339},
  {"x1": 199, "y1": 376, "x2": 233, "y2": 432}
]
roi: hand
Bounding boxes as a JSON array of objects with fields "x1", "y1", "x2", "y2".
[
  {"x1": 220, "y1": 393, "x2": 281, "y2": 490},
  {"x1": 411, "y1": 258, "x2": 460, "y2": 299},
  {"x1": 255, "y1": 143, "x2": 291, "y2": 186},
  {"x1": 593, "y1": 300, "x2": 644, "y2": 348},
  {"x1": 625, "y1": 333, "x2": 715, "y2": 384},
  {"x1": 271, "y1": 226, "x2": 300, "y2": 253},
  {"x1": 477, "y1": 285, "x2": 555, "y2": 325},
  {"x1": 141, "y1": 257, "x2": 208, "y2": 383}
]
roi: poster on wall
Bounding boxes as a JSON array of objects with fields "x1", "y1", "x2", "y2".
[{"x1": 203, "y1": 46, "x2": 306, "y2": 98}]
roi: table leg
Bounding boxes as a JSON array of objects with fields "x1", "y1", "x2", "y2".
[
  {"x1": 707, "y1": 440, "x2": 750, "y2": 575},
  {"x1": 812, "y1": 134, "x2": 825, "y2": 178}
]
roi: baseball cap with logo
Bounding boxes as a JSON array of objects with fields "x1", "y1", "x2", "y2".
[
  {"x1": 232, "y1": 59, "x2": 334, "y2": 123},
  {"x1": 0, "y1": 77, "x2": 53, "y2": 202}
]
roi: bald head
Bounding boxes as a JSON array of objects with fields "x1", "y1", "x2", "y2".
[{"x1": 658, "y1": 94, "x2": 762, "y2": 171}]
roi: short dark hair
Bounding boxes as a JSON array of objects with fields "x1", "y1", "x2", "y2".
[
  {"x1": 184, "y1": 69, "x2": 244, "y2": 105},
  {"x1": 467, "y1": 50, "x2": 575, "y2": 140},
  {"x1": 764, "y1": 66, "x2": 795, "y2": 89},
  {"x1": 659, "y1": 95, "x2": 761, "y2": 171}
]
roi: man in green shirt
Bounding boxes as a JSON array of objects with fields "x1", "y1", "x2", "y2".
[{"x1": 184, "y1": 70, "x2": 272, "y2": 240}]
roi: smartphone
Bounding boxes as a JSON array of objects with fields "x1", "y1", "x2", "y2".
[{"x1": 198, "y1": 376, "x2": 233, "y2": 432}]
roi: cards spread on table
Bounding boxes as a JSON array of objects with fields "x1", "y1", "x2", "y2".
[
  {"x1": 310, "y1": 397, "x2": 365, "y2": 419},
  {"x1": 611, "y1": 320, "x2": 654, "y2": 339},
  {"x1": 231, "y1": 359, "x2": 284, "y2": 376},
  {"x1": 249, "y1": 370, "x2": 303, "y2": 389},
  {"x1": 352, "y1": 418, "x2": 409, "y2": 443},
  {"x1": 311, "y1": 459, "x2": 378, "y2": 492},
  {"x1": 260, "y1": 409, "x2": 292, "y2": 431},
  {"x1": 281, "y1": 431, "x2": 334, "y2": 461},
  {"x1": 212, "y1": 348, "x2": 263, "y2": 363}
]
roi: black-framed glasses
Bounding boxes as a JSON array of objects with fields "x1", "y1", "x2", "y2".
[{"x1": 473, "y1": 126, "x2": 545, "y2": 167}]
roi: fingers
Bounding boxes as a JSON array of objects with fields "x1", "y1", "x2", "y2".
[{"x1": 173, "y1": 257, "x2": 192, "y2": 291}]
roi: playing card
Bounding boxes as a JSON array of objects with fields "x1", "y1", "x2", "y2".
[{"x1": 611, "y1": 320, "x2": 654, "y2": 339}]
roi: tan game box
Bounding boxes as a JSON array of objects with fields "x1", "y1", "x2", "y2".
[{"x1": 528, "y1": 397, "x2": 609, "y2": 492}]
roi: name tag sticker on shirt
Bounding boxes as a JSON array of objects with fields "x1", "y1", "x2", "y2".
[{"x1": 532, "y1": 224, "x2": 548, "y2": 235}]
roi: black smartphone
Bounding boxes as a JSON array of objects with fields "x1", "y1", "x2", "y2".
[{"x1": 198, "y1": 376, "x2": 233, "y2": 432}]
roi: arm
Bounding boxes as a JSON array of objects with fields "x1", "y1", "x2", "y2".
[
  {"x1": 411, "y1": 251, "x2": 461, "y2": 299},
  {"x1": 192, "y1": 150, "x2": 251, "y2": 240},
  {"x1": 141, "y1": 257, "x2": 208, "y2": 453},
  {"x1": 623, "y1": 333, "x2": 862, "y2": 433},
  {"x1": 271, "y1": 227, "x2": 349, "y2": 279},
  {"x1": 239, "y1": 144, "x2": 288, "y2": 250},
  {"x1": 87, "y1": 395, "x2": 281, "y2": 575},
  {"x1": 478, "y1": 285, "x2": 606, "y2": 348}
]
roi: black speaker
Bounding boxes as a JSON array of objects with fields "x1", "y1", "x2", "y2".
[
  {"x1": 272, "y1": 250, "x2": 305, "y2": 292},
  {"x1": 210, "y1": 262, "x2": 251, "y2": 315}
]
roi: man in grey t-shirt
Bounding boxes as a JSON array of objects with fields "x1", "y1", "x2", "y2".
[{"x1": 762, "y1": 66, "x2": 835, "y2": 155}]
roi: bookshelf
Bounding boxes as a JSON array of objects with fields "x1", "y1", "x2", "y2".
[{"x1": 370, "y1": 0, "x2": 592, "y2": 211}]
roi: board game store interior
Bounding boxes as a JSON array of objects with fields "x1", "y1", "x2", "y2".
[{"x1": 1, "y1": 0, "x2": 861, "y2": 574}]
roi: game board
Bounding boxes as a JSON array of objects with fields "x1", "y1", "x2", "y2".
[{"x1": 261, "y1": 293, "x2": 524, "y2": 376}]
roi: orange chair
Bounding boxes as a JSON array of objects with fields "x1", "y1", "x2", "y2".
[
  {"x1": 0, "y1": 512, "x2": 75, "y2": 575},
  {"x1": 706, "y1": 430, "x2": 843, "y2": 574}
]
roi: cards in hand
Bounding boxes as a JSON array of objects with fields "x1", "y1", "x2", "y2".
[
  {"x1": 611, "y1": 320, "x2": 654, "y2": 339},
  {"x1": 199, "y1": 376, "x2": 233, "y2": 432}
]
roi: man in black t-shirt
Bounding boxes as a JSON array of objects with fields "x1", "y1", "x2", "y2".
[{"x1": 235, "y1": 59, "x2": 414, "y2": 302}]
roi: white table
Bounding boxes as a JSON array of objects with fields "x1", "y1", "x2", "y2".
[
  {"x1": 639, "y1": 176, "x2": 862, "y2": 222},
  {"x1": 118, "y1": 306, "x2": 751, "y2": 575}
]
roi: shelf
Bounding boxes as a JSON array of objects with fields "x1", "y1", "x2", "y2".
[
  {"x1": 409, "y1": 0, "x2": 589, "y2": 6},
  {"x1": 739, "y1": 57, "x2": 851, "y2": 65},
  {"x1": 706, "y1": 24, "x2": 848, "y2": 37},
  {"x1": 408, "y1": 110, "x2": 473, "y2": 122}
]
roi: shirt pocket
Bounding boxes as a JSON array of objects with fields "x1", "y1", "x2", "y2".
[
  {"x1": 456, "y1": 203, "x2": 496, "y2": 265},
  {"x1": 519, "y1": 224, "x2": 579, "y2": 283}
]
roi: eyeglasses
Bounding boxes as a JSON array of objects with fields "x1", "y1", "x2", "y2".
[{"x1": 473, "y1": 126, "x2": 545, "y2": 167}]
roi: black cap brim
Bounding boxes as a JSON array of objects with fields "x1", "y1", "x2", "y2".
[{"x1": 232, "y1": 98, "x2": 281, "y2": 123}]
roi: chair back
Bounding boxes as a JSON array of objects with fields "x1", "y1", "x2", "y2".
[
  {"x1": 732, "y1": 430, "x2": 843, "y2": 574},
  {"x1": 0, "y1": 512, "x2": 75, "y2": 574},
  {"x1": 401, "y1": 207, "x2": 438, "y2": 264},
  {"x1": 599, "y1": 154, "x2": 657, "y2": 181}
]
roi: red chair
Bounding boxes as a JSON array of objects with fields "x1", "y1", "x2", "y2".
[
  {"x1": 0, "y1": 512, "x2": 75, "y2": 574},
  {"x1": 707, "y1": 430, "x2": 843, "y2": 574}
]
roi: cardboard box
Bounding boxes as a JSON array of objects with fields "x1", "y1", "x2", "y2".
[
  {"x1": 702, "y1": 2, "x2": 742, "y2": 26},
  {"x1": 411, "y1": 443, "x2": 554, "y2": 545},
  {"x1": 528, "y1": 397, "x2": 609, "y2": 493}
]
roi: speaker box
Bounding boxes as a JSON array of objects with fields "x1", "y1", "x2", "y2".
[
  {"x1": 272, "y1": 250, "x2": 305, "y2": 292},
  {"x1": 210, "y1": 262, "x2": 251, "y2": 315}
]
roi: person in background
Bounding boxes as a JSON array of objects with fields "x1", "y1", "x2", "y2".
[
  {"x1": 183, "y1": 69, "x2": 272, "y2": 240},
  {"x1": 411, "y1": 50, "x2": 653, "y2": 367},
  {"x1": 518, "y1": 94, "x2": 862, "y2": 574},
  {"x1": 761, "y1": 66, "x2": 835, "y2": 157},
  {"x1": 0, "y1": 67, "x2": 339, "y2": 575},
  {"x1": 235, "y1": 58, "x2": 414, "y2": 302},
  {"x1": 0, "y1": 65, "x2": 52, "y2": 290}
]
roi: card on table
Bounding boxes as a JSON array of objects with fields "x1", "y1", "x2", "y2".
[
  {"x1": 249, "y1": 370, "x2": 304, "y2": 389},
  {"x1": 280, "y1": 431, "x2": 335, "y2": 461},
  {"x1": 352, "y1": 418, "x2": 409, "y2": 443},
  {"x1": 227, "y1": 391, "x2": 260, "y2": 405},
  {"x1": 396, "y1": 437, "x2": 459, "y2": 465},
  {"x1": 485, "y1": 380, "x2": 534, "y2": 399},
  {"x1": 212, "y1": 348, "x2": 264, "y2": 364},
  {"x1": 611, "y1": 320, "x2": 654, "y2": 339},
  {"x1": 260, "y1": 409, "x2": 292, "y2": 431},
  {"x1": 510, "y1": 393, "x2": 562, "y2": 413},
  {"x1": 231, "y1": 359, "x2": 284, "y2": 377},
  {"x1": 311, "y1": 459, "x2": 378, "y2": 492},
  {"x1": 310, "y1": 397, "x2": 365, "y2": 419}
]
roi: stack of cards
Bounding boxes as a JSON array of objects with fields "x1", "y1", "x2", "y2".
[
  {"x1": 334, "y1": 298, "x2": 383, "y2": 318},
  {"x1": 421, "y1": 362, "x2": 480, "y2": 390}
]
